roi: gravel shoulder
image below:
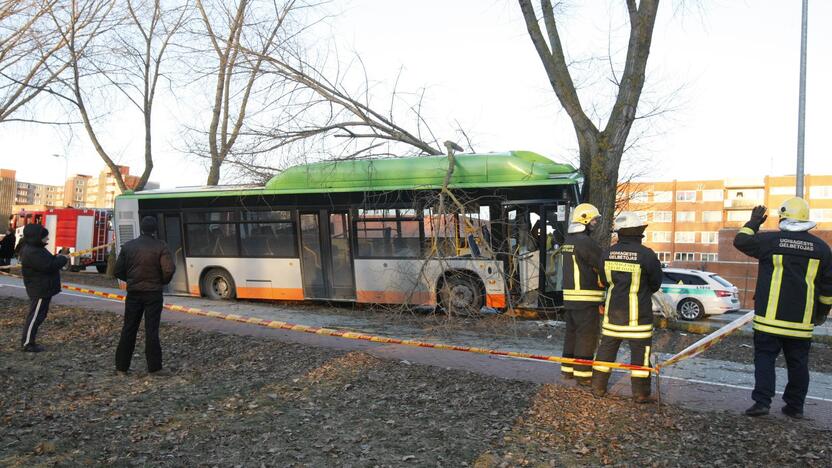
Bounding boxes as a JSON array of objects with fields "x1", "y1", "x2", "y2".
[{"x1": 1, "y1": 297, "x2": 830, "y2": 467}]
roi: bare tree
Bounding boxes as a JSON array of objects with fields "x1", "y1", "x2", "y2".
[
  {"x1": 518, "y1": 0, "x2": 660, "y2": 244},
  {"x1": 0, "y1": 0, "x2": 72, "y2": 123},
  {"x1": 49, "y1": 0, "x2": 188, "y2": 192},
  {"x1": 192, "y1": 0, "x2": 297, "y2": 185}
]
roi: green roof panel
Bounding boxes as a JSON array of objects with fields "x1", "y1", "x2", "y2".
[{"x1": 265, "y1": 151, "x2": 577, "y2": 192}]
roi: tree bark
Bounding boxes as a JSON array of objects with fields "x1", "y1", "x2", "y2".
[{"x1": 518, "y1": 0, "x2": 659, "y2": 246}]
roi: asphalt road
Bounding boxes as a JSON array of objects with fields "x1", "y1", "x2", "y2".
[{"x1": 2, "y1": 275, "x2": 831, "y2": 430}]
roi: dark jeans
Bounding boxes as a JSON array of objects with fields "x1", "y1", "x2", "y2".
[
  {"x1": 22, "y1": 297, "x2": 51, "y2": 347},
  {"x1": 752, "y1": 331, "x2": 811, "y2": 410},
  {"x1": 115, "y1": 291, "x2": 164, "y2": 372},
  {"x1": 561, "y1": 304, "x2": 601, "y2": 378}
]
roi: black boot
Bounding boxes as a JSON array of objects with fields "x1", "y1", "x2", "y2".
[
  {"x1": 632, "y1": 377, "x2": 654, "y2": 404},
  {"x1": 744, "y1": 403, "x2": 770, "y2": 417},
  {"x1": 781, "y1": 405, "x2": 803, "y2": 419},
  {"x1": 591, "y1": 372, "x2": 610, "y2": 397}
]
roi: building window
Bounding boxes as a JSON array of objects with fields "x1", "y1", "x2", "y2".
[
  {"x1": 656, "y1": 251, "x2": 671, "y2": 263},
  {"x1": 701, "y1": 232, "x2": 719, "y2": 244},
  {"x1": 676, "y1": 190, "x2": 696, "y2": 202},
  {"x1": 702, "y1": 211, "x2": 722, "y2": 223},
  {"x1": 677, "y1": 211, "x2": 696, "y2": 223},
  {"x1": 809, "y1": 186, "x2": 832, "y2": 200},
  {"x1": 674, "y1": 252, "x2": 696, "y2": 262},
  {"x1": 652, "y1": 231, "x2": 671, "y2": 243},
  {"x1": 770, "y1": 186, "x2": 797, "y2": 196},
  {"x1": 702, "y1": 190, "x2": 723, "y2": 202},
  {"x1": 636, "y1": 211, "x2": 649, "y2": 224},
  {"x1": 630, "y1": 192, "x2": 648, "y2": 204},
  {"x1": 726, "y1": 210, "x2": 751, "y2": 222},
  {"x1": 675, "y1": 231, "x2": 696, "y2": 243},
  {"x1": 653, "y1": 191, "x2": 672, "y2": 203},
  {"x1": 653, "y1": 211, "x2": 672, "y2": 223},
  {"x1": 810, "y1": 209, "x2": 832, "y2": 222},
  {"x1": 700, "y1": 253, "x2": 719, "y2": 262}
]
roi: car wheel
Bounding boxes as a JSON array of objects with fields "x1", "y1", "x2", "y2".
[
  {"x1": 678, "y1": 298, "x2": 705, "y2": 321},
  {"x1": 202, "y1": 269, "x2": 236, "y2": 300},
  {"x1": 439, "y1": 274, "x2": 484, "y2": 316}
]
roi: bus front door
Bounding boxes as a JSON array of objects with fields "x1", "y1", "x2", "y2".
[
  {"x1": 162, "y1": 214, "x2": 189, "y2": 295},
  {"x1": 299, "y1": 210, "x2": 356, "y2": 300}
]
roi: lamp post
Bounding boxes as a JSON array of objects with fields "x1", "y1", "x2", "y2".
[
  {"x1": 796, "y1": 0, "x2": 808, "y2": 197},
  {"x1": 52, "y1": 153, "x2": 68, "y2": 207}
]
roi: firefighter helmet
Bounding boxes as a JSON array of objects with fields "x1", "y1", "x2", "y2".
[
  {"x1": 571, "y1": 203, "x2": 601, "y2": 225},
  {"x1": 779, "y1": 197, "x2": 810, "y2": 222},
  {"x1": 612, "y1": 211, "x2": 647, "y2": 232}
]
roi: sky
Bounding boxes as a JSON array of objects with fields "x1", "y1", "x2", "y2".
[{"x1": 1, "y1": 0, "x2": 830, "y2": 188}]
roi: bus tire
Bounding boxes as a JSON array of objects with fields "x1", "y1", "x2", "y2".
[
  {"x1": 202, "y1": 268, "x2": 237, "y2": 300},
  {"x1": 438, "y1": 273, "x2": 484, "y2": 316}
]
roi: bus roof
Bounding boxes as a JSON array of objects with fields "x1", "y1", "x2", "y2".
[{"x1": 119, "y1": 151, "x2": 580, "y2": 199}]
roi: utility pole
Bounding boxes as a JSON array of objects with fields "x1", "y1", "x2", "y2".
[{"x1": 796, "y1": 0, "x2": 808, "y2": 197}]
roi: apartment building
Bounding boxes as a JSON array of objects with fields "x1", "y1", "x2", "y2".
[
  {"x1": 15, "y1": 181, "x2": 64, "y2": 207},
  {"x1": 84, "y1": 166, "x2": 158, "y2": 208},
  {"x1": 0, "y1": 169, "x2": 16, "y2": 231},
  {"x1": 64, "y1": 174, "x2": 92, "y2": 208},
  {"x1": 621, "y1": 174, "x2": 832, "y2": 264}
]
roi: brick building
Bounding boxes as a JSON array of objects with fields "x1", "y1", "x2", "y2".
[
  {"x1": 621, "y1": 174, "x2": 832, "y2": 264},
  {"x1": 0, "y1": 169, "x2": 16, "y2": 231}
]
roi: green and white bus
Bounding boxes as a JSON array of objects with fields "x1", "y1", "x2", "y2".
[{"x1": 113, "y1": 151, "x2": 582, "y2": 312}]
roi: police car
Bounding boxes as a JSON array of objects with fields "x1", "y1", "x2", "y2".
[{"x1": 660, "y1": 268, "x2": 741, "y2": 321}]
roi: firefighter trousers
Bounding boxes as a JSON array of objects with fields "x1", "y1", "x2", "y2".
[
  {"x1": 115, "y1": 291, "x2": 164, "y2": 373},
  {"x1": 752, "y1": 331, "x2": 811, "y2": 411},
  {"x1": 591, "y1": 335, "x2": 653, "y2": 397},
  {"x1": 561, "y1": 304, "x2": 601, "y2": 379}
]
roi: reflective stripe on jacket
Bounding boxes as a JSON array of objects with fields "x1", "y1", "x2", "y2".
[
  {"x1": 561, "y1": 231, "x2": 605, "y2": 306},
  {"x1": 601, "y1": 236, "x2": 663, "y2": 339},
  {"x1": 734, "y1": 223, "x2": 832, "y2": 339}
]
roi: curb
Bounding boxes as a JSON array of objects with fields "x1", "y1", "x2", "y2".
[{"x1": 656, "y1": 318, "x2": 832, "y2": 345}]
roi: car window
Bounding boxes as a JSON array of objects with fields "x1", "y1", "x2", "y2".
[
  {"x1": 710, "y1": 274, "x2": 733, "y2": 288},
  {"x1": 664, "y1": 272, "x2": 707, "y2": 285}
]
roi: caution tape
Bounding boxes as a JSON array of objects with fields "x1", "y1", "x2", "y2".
[
  {"x1": 0, "y1": 243, "x2": 113, "y2": 271},
  {"x1": 57, "y1": 284, "x2": 657, "y2": 374},
  {"x1": 656, "y1": 310, "x2": 755, "y2": 369}
]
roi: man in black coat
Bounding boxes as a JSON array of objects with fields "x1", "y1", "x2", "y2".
[
  {"x1": 19, "y1": 224, "x2": 68, "y2": 352},
  {"x1": 114, "y1": 216, "x2": 175, "y2": 375},
  {"x1": 0, "y1": 228, "x2": 16, "y2": 266}
]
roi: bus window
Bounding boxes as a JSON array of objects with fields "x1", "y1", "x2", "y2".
[
  {"x1": 355, "y1": 209, "x2": 421, "y2": 258},
  {"x1": 186, "y1": 223, "x2": 238, "y2": 257}
]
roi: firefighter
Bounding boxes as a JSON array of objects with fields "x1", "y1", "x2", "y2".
[
  {"x1": 591, "y1": 212, "x2": 663, "y2": 403},
  {"x1": 559, "y1": 203, "x2": 605, "y2": 386},
  {"x1": 734, "y1": 199, "x2": 832, "y2": 419}
]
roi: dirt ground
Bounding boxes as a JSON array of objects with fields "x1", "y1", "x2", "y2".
[
  {"x1": 53, "y1": 270, "x2": 832, "y2": 374},
  {"x1": 1, "y1": 297, "x2": 830, "y2": 467}
]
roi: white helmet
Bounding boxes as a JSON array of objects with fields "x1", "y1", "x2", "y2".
[{"x1": 613, "y1": 211, "x2": 647, "y2": 232}]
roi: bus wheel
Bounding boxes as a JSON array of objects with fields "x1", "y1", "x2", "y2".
[
  {"x1": 96, "y1": 264, "x2": 107, "y2": 274},
  {"x1": 202, "y1": 269, "x2": 236, "y2": 300},
  {"x1": 439, "y1": 275, "x2": 484, "y2": 316}
]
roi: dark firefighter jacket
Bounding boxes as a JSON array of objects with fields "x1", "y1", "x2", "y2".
[
  {"x1": 561, "y1": 231, "x2": 605, "y2": 306},
  {"x1": 114, "y1": 234, "x2": 176, "y2": 293},
  {"x1": 734, "y1": 223, "x2": 832, "y2": 339},
  {"x1": 19, "y1": 224, "x2": 68, "y2": 298},
  {"x1": 601, "y1": 235, "x2": 663, "y2": 339}
]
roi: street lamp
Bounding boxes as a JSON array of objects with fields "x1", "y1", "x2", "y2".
[
  {"x1": 796, "y1": 0, "x2": 808, "y2": 197},
  {"x1": 51, "y1": 153, "x2": 68, "y2": 184}
]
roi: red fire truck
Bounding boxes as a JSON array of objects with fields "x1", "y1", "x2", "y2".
[{"x1": 11, "y1": 208, "x2": 113, "y2": 272}]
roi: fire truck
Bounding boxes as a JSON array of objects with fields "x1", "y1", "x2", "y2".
[{"x1": 11, "y1": 208, "x2": 113, "y2": 272}]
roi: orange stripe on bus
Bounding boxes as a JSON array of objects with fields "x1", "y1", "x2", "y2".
[
  {"x1": 355, "y1": 290, "x2": 434, "y2": 305},
  {"x1": 486, "y1": 294, "x2": 507, "y2": 309},
  {"x1": 236, "y1": 287, "x2": 304, "y2": 301}
]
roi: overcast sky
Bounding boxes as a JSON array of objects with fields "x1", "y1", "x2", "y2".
[{"x1": 1, "y1": 0, "x2": 830, "y2": 188}]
